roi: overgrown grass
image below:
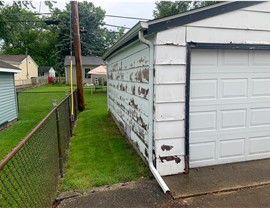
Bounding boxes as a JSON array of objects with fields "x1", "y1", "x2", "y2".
[
  {"x1": 0, "y1": 85, "x2": 70, "y2": 159},
  {"x1": 60, "y1": 92, "x2": 150, "y2": 191}
]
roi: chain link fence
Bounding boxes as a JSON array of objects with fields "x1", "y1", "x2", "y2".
[{"x1": 0, "y1": 90, "x2": 78, "y2": 207}]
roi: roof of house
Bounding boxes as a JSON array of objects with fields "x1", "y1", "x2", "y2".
[
  {"x1": 103, "y1": 1, "x2": 263, "y2": 59},
  {"x1": 0, "y1": 60, "x2": 21, "y2": 73},
  {"x1": 64, "y1": 56, "x2": 104, "y2": 66},
  {"x1": 39, "y1": 66, "x2": 53, "y2": 73},
  {"x1": 0, "y1": 55, "x2": 27, "y2": 63}
]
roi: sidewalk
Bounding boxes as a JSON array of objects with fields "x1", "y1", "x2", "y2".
[{"x1": 56, "y1": 180, "x2": 270, "y2": 208}]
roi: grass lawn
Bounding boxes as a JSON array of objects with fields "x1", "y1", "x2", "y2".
[
  {"x1": 59, "y1": 91, "x2": 150, "y2": 191},
  {"x1": 0, "y1": 84, "x2": 71, "y2": 160}
]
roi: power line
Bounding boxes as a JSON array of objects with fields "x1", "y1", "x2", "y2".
[
  {"x1": 0, "y1": 12, "x2": 151, "y2": 21},
  {"x1": 106, "y1": 14, "x2": 150, "y2": 21},
  {"x1": 0, "y1": 20, "x2": 130, "y2": 29},
  {"x1": 104, "y1": 24, "x2": 130, "y2": 29}
]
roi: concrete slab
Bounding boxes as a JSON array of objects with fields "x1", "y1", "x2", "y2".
[{"x1": 163, "y1": 159, "x2": 270, "y2": 198}]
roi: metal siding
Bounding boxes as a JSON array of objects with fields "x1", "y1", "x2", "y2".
[
  {"x1": 107, "y1": 42, "x2": 150, "y2": 160},
  {"x1": 154, "y1": 30, "x2": 186, "y2": 176},
  {"x1": 0, "y1": 72, "x2": 17, "y2": 126}
]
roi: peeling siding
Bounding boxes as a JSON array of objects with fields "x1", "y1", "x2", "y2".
[
  {"x1": 107, "y1": 41, "x2": 150, "y2": 160},
  {"x1": 154, "y1": 31, "x2": 187, "y2": 176},
  {"x1": 107, "y1": 2, "x2": 270, "y2": 177}
]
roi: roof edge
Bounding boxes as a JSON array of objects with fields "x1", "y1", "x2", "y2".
[
  {"x1": 103, "y1": 21, "x2": 148, "y2": 60},
  {"x1": 0, "y1": 68, "x2": 21, "y2": 73},
  {"x1": 103, "y1": 1, "x2": 264, "y2": 60}
]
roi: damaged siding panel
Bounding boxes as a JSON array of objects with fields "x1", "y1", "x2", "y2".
[
  {"x1": 155, "y1": 120, "x2": 185, "y2": 140},
  {"x1": 107, "y1": 41, "x2": 151, "y2": 162},
  {"x1": 155, "y1": 45, "x2": 186, "y2": 65},
  {"x1": 109, "y1": 80, "x2": 150, "y2": 100},
  {"x1": 109, "y1": 86, "x2": 149, "y2": 117},
  {"x1": 156, "y1": 156, "x2": 185, "y2": 176},
  {"x1": 155, "y1": 84, "x2": 185, "y2": 103},
  {"x1": 153, "y1": 27, "x2": 187, "y2": 175},
  {"x1": 155, "y1": 27, "x2": 186, "y2": 46},
  {"x1": 155, "y1": 102, "x2": 185, "y2": 122},
  {"x1": 187, "y1": 27, "x2": 270, "y2": 44},
  {"x1": 109, "y1": 66, "x2": 149, "y2": 84},
  {"x1": 155, "y1": 65, "x2": 186, "y2": 85}
]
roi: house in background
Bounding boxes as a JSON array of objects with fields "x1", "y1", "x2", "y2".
[
  {"x1": 64, "y1": 56, "x2": 104, "y2": 85},
  {"x1": 104, "y1": 0, "x2": 270, "y2": 183},
  {"x1": 0, "y1": 55, "x2": 39, "y2": 86},
  {"x1": 38, "y1": 66, "x2": 56, "y2": 77},
  {"x1": 88, "y1": 65, "x2": 107, "y2": 85},
  {"x1": 0, "y1": 60, "x2": 21, "y2": 129}
]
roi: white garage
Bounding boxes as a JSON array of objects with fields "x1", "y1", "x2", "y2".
[{"x1": 104, "y1": 1, "x2": 270, "y2": 192}]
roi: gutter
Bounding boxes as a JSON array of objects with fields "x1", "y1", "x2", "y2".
[{"x1": 138, "y1": 30, "x2": 170, "y2": 194}]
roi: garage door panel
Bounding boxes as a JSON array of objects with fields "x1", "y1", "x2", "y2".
[
  {"x1": 221, "y1": 79, "x2": 248, "y2": 98},
  {"x1": 250, "y1": 108, "x2": 270, "y2": 127},
  {"x1": 190, "y1": 142, "x2": 216, "y2": 163},
  {"x1": 252, "y1": 50, "x2": 270, "y2": 66},
  {"x1": 219, "y1": 138, "x2": 245, "y2": 158},
  {"x1": 220, "y1": 109, "x2": 247, "y2": 130},
  {"x1": 190, "y1": 49, "x2": 270, "y2": 167},
  {"x1": 222, "y1": 50, "x2": 249, "y2": 66},
  {"x1": 190, "y1": 79, "x2": 217, "y2": 100},
  {"x1": 190, "y1": 111, "x2": 217, "y2": 132},
  {"x1": 251, "y1": 78, "x2": 270, "y2": 97},
  {"x1": 249, "y1": 136, "x2": 270, "y2": 155}
]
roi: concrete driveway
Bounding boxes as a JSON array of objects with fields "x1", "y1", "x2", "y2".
[{"x1": 56, "y1": 159, "x2": 270, "y2": 208}]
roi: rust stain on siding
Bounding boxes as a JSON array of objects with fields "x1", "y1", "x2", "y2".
[
  {"x1": 142, "y1": 68, "x2": 149, "y2": 81},
  {"x1": 138, "y1": 87, "x2": 149, "y2": 98},
  {"x1": 161, "y1": 145, "x2": 174, "y2": 151},
  {"x1": 159, "y1": 156, "x2": 181, "y2": 164},
  {"x1": 132, "y1": 85, "x2": 136, "y2": 95},
  {"x1": 129, "y1": 98, "x2": 138, "y2": 110}
]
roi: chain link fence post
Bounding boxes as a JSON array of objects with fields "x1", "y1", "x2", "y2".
[{"x1": 55, "y1": 106, "x2": 64, "y2": 178}]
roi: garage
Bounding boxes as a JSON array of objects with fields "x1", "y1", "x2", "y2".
[
  {"x1": 190, "y1": 48, "x2": 270, "y2": 167},
  {"x1": 104, "y1": 1, "x2": 270, "y2": 193}
]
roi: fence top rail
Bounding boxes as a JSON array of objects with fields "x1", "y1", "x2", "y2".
[{"x1": 0, "y1": 90, "x2": 77, "y2": 171}]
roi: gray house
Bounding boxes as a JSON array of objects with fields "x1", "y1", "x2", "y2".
[
  {"x1": 64, "y1": 56, "x2": 104, "y2": 85},
  {"x1": 104, "y1": 1, "x2": 270, "y2": 192},
  {"x1": 0, "y1": 60, "x2": 21, "y2": 129}
]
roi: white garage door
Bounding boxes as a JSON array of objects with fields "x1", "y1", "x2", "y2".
[{"x1": 190, "y1": 49, "x2": 270, "y2": 168}]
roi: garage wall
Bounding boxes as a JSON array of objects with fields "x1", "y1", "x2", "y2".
[
  {"x1": 153, "y1": 1, "x2": 270, "y2": 175},
  {"x1": 154, "y1": 27, "x2": 186, "y2": 175},
  {"x1": 107, "y1": 41, "x2": 150, "y2": 161}
]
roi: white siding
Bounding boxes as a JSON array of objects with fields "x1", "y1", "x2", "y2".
[
  {"x1": 107, "y1": 41, "x2": 150, "y2": 160},
  {"x1": 154, "y1": 32, "x2": 186, "y2": 175}
]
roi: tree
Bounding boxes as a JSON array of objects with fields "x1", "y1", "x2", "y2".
[
  {"x1": 153, "y1": 1, "x2": 217, "y2": 18},
  {"x1": 53, "y1": 2, "x2": 124, "y2": 75},
  {"x1": 0, "y1": 5, "x2": 58, "y2": 67}
]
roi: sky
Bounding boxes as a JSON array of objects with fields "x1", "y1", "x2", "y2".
[{"x1": 30, "y1": 1, "x2": 156, "y2": 31}]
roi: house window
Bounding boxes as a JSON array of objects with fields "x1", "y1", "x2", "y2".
[{"x1": 85, "y1": 68, "x2": 91, "y2": 78}]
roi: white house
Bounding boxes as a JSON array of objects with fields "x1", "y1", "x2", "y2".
[
  {"x1": 104, "y1": 1, "x2": 270, "y2": 192},
  {"x1": 39, "y1": 66, "x2": 56, "y2": 77}
]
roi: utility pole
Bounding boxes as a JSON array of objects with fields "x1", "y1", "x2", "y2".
[
  {"x1": 71, "y1": 1, "x2": 85, "y2": 111},
  {"x1": 26, "y1": 48, "x2": 29, "y2": 80}
]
